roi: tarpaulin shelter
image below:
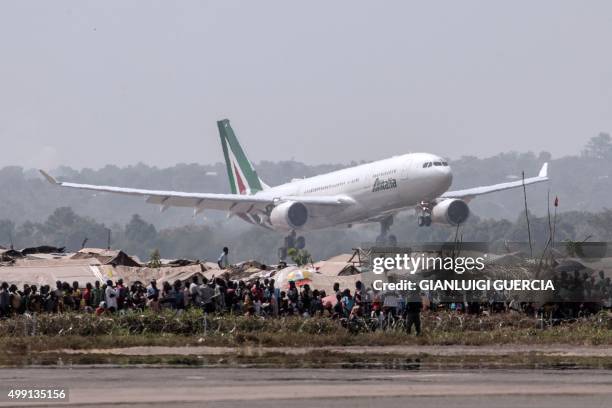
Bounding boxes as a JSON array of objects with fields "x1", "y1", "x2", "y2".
[
  {"x1": 110, "y1": 264, "x2": 207, "y2": 286},
  {"x1": 72, "y1": 248, "x2": 141, "y2": 267},
  {"x1": 0, "y1": 258, "x2": 106, "y2": 288},
  {"x1": 313, "y1": 253, "x2": 361, "y2": 276}
]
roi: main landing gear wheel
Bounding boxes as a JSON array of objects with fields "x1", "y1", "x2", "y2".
[{"x1": 295, "y1": 236, "x2": 306, "y2": 250}]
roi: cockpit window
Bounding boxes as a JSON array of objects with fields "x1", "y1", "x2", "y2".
[
  {"x1": 442, "y1": 161, "x2": 448, "y2": 166},
  {"x1": 422, "y1": 162, "x2": 434, "y2": 168},
  {"x1": 433, "y1": 162, "x2": 442, "y2": 166}
]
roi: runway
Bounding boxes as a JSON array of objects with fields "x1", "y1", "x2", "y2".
[{"x1": 0, "y1": 368, "x2": 610, "y2": 407}]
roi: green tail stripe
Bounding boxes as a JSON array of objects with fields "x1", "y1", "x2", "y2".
[{"x1": 217, "y1": 119, "x2": 263, "y2": 194}]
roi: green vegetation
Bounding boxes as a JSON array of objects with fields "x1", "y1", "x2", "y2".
[
  {"x1": 1, "y1": 310, "x2": 610, "y2": 367},
  {"x1": 0, "y1": 310, "x2": 610, "y2": 350},
  {"x1": 287, "y1": 248, "x2": 313, "y2": 266},
  {"x1": 1, "y1": 133, "x2": 612, "y2": 262},
  {"x1": 4, "y1": 205, "x2": 612, "y2": 264},
  {"x1": 147, "y1": 249, "x2": 162, "y2": 268},
  {"x1": 3, "y1": 349, "x2": 610, "y2": 370}
]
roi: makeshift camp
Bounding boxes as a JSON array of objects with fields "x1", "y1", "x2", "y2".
[
  {"x1": 111, "y1": 264, "x2": 207, "y2": 286},
  {"x1": 72, "y1": 248, "x2": 141, "y2": 267},
  {"x1": 0, "y1": 248, "x2": 23, "y2": 263},
  {"x1": 21, "y1": 246, "x2": 65, "y2": 256},
  {"x1": 275, "y1": 266, "x2": 360, "y2": 294},
  {"x1": 313, "y1": 253, "x2": 362, "y2": 276},
  {"x1": 0, "y1": 258, "x2": 106, "y2": 288}
]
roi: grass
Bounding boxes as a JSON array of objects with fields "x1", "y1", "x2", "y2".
[
  {"x1": 5, "y1": 351, "x2": 611, "y2": 370},
  {"x1": 0, "y1": 309, "x2": 610, "y2": 352}
]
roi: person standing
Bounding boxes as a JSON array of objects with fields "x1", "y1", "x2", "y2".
[
  {"x1": 147, "y1": 280, "x2": 160, "y2": 312},
  {"x1": 104, "y1": 280, "x2": 118, "y2": 313},
  {"x1": 0, "y1": 282, "x2": 9, "y2": 317},
  {"x1": 71, "y1": 281, "x2": 82, "y2": 311},
  {"x1": 115, "y1": 279, "x2": 127, "y2": 310},
  {"x1": 91, "y1": 281, "x2": 102, "y2": 309},
  {"x1": 217, "y1": 247, "x2": 229, "y2": 269},
  {"x1": 405, "y1": 291, "x2": 423, "y2": 336},
  {"x1": 82, "y1": 283, "x2": 93, "y2": 309}
]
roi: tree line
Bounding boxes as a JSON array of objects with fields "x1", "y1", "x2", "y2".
[
  {"x1": 1, "y1": 133, "x2": 611, "y2": 230},
  {"x1": 2, "y1": 205, "x2": 612, "y2": 264}
]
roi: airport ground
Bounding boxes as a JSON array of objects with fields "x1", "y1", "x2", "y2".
[
  {"x1": 1, "y1": 314, "x2": 610, "y2": 406},
  {"x1": 1, "y1": 339, "x2": 611, "y2": 407},
  {"x1": 0, "y1": 367, "x2": 610, "y2": 407}
]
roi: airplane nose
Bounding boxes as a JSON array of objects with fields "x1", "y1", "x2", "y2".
[{"x1": 439, "y1": 166, "x2": 452, "y2": 188}]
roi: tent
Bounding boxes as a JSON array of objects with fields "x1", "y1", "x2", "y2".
[
  {"x1": 313, "y1": 253, "x2": 361, "y2": 276},
  {"x1": 111, "y1": 264, "x2": 207, "y2": 286},
  {"x1": 0, "y1": 258, "x2": 105, "y2": 288},
  {"x1": 72, "y1": 248, "x2": 141, "y2": 267}
]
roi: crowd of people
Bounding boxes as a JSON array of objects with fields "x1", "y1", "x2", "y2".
[
  {"x1": 0, "y1": 245, "x2": 610, "y2": 334},
  {"x1": 1, "y1": 267, "x2": 610, "y2": 333},
  {"x1": 0, "y1": 277, "x2": 384, "y2": 320}
]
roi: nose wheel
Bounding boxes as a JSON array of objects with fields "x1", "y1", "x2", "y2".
[{"x1": 418, "y1": 215, "x2": 432, "y2": 226}]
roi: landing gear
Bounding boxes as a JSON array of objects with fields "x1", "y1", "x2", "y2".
[
  {"x1": 295, "y1": 235, "x2": 305, "y2": 249},
  {"x1": 416, "y1": 201, "x2": 433, "y2": 227},
  {"x1": 418, "y1": 215, "x2": 432, "y2": 227},
  {"x1": 388, "y1": 234, "x2": 398, "y2": 246},
  {"x1": 375, "y1": 216, "x2": 398, "y2": 246},
  {"x1": 278, "y1": 230, "x2": 307, "y2": 261}
]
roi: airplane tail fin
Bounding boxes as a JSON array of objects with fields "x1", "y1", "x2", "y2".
[{"x1": 217, "y1": 119, "x2": 268, "y2": 195}]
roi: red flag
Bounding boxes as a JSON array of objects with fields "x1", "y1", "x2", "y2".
[{"x1": 554, "y1": 196, "x2": 559, "y2": 207}]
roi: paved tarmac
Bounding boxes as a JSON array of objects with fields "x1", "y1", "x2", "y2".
[{"x1": 0, "y1": 368, "x2": 610, "y2": 407}]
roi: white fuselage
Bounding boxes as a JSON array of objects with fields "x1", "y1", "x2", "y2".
[{"x1": 253, "y1": 153, "x2": 453, "y2": 231}]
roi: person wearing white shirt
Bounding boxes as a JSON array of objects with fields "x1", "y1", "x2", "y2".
[
  {"x1": 104, "y1": 280, "x2": 118, "y2": 312},
  {"x1": 217, "y1": 247, "x2": 229, "y2": 269}
]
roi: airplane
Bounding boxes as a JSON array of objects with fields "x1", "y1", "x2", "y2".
[{"x1": 40, "y1": 119, "x2": 549, "y2": 254}]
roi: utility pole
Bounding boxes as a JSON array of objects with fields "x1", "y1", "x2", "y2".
[{"x1": 522, "y1": 171, "x2": 533, "y2": 258}]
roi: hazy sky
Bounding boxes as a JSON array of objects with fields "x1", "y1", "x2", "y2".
[{"x1": 1, "y1": 0, "x2": 611, "y2": 170}]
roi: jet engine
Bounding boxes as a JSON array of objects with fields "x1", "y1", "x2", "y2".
[
  {"x1": 269, "y1": 201, "x2": 309, "y2": 230},
  {"x1": 431, "y1": 199, "x2": 470, "y2": 226}
]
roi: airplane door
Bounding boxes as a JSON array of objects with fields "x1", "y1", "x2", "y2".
[{"x1": 400, "y1": 157, "x2": 415, "y2": 180}]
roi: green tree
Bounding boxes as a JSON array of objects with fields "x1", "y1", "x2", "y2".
[
  {"x1": 287, "y1": 248, "x2": 312, "y2": 266},
  {"x1": 125, "y1": 214, "x2": 157, "y2": 242},
  {"x1": 583, "y1": 132, "x2": 612, "y2": 159},
  {"x1": 148, "y1": 249, "x2": 162, "y2": 268},
  {"x1": 37, "y1": 207, "x2": 108, "y2": 250}
]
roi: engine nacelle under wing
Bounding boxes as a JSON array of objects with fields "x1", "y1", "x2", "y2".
[
  {"x1": 431, "y1": 199, "x2": 470, "y2": 226},
  {"x1": 269, "y1": 201, "x2": 309, "y2": 231}
]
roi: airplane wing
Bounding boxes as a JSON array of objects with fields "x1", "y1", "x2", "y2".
[
  {"x1": 441, "y1": 163, "x2": 548, "y2": 201},
  {"x1": 39, "y1": 170, "x2": 353, "y2": 215}
]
